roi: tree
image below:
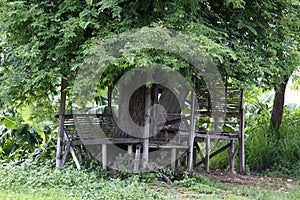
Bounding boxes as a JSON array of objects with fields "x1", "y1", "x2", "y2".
[
  {"x1": 1, "y1": 0, "x2": 299, "y2": 167},
  {"x1": 0, "y1": 0, "x2": 112, "y2": 167},
  {"x1": 202, "y1": 0, "x2": 300, "y2": 130},
  {"x1": 0, "y1": 0, "x2": 237, "y2": 167}
]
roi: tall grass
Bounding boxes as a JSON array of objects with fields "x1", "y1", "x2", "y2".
[{"x1": 245, "y1": 107, "x2": 300, "y2": 177}]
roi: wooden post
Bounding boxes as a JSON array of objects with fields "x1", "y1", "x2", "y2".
[
  {"x1": 239, "y1": 90, "x2": 245, "y2": 173},
  {"x1": 128, "y1": 145, "x2": 133, "y2": 156},
  {"x1": 187, "y1": 89, "x2": 196, "y2": 171},
  {"x1": 134, "y1": 144, "x2": 141, "y2": 172},
  {"x1": 205, "y1": 135, "x2": 210, "y2": 173},
  {"x1": 152, "y1": 85, "x2": 158, "y2": 139},
  {"x1": 102, "y1": 144, "x2": 107, "y2": 170},
  {"x1": 142, "y1": 87, "x2": 151, "y2": 169},
  {"x1": 171, "y1": 148, "x2": 176, "y2": 168},
  {"x1": 229, "y1": 140, "x2": 235, "y2": 173},
  {"x1": 108, "y1": 86, "x2": 112, "y2": 115},
  {"x1": 56, "y1": 78, "x2": 67, "y2": 169}
]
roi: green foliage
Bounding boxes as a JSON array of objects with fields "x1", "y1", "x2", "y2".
[
  {"x1": 0, "y1": 105, "x2": 56, "y2": 163},
  {"x1": 0, "y1": 163, "x2": 170, "y2": 200},
  {"x1": 245, "y1": 104, "x2": 300, "y2": 175},
  {"x1": 0, "y1": 162, "x2": 299, "y2": 199}
]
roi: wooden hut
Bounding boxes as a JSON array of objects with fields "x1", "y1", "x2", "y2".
[{"x1": 57, "y1": 76, "x2": 245, "y2": 173}]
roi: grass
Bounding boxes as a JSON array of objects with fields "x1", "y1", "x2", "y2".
[{"x1": 0, "y1": 162, "x2": 299, "y2": 200}]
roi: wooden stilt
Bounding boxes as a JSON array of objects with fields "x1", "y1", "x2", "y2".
[
  {"x1": 205, "y1": 135, "x2": 210, "y2": 173},
  {"x1": 107, "y1": 86, "x2": 112, "y2": 115},
  {"x1": 188, "y1": 89, "x2": 196, "y2": 171},
  {"x1": 134, "y1": 144, "x2": 141, "y2": 172},
  {"x1": 77, "y1": 146, "x2": 82, "y2": 162},
  {"x1": 142, "y1": 88, "x2": 151, "y2": 169},
  {"x1": 239, "y1": 90, "x2": 245, "y2": 173},
  {"x1": 56, "y1": 78, "x2": 67, "y2": 169},
  {"x1": 171, "y1": 148, "x2": 176, "y2": 168},
  {"x1": 128, "y1": 145, "x2": 133, "y2": 156},
  {"x1": 229, "y1": 140, "x2": 235, "y2": 173},
  {"x1": 102, "y1": 144, "x2": 107, "y2": 170}
]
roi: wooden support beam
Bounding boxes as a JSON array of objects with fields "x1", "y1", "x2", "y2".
[
  {"x1": 61, "y1": 140, "x2": 71, "y2": 167},
  {"x1": 205, "y1": 135, "x2": 210, "y2": 173},
  {"x1": 229, "y1": 140, "x2": 235, "y2": 173},
  {"x1": 171, "y1": 148, "x2": 176, "y2": 168},
  {"x1": 187, "y1": 89, "x2": 196, "y2": 171},
  {"x1": 239, "y1": 90, "x2": 245, "y2": 173},
  {"x1": 63, "y1": 131, "x2": 80, "y2": 170},
  {"x1": 107, "y1": 86, "x2": 112, "y2": 115},
  {"x1": 128, "y1": 145, "x2": 133, "y2": 156},
  {"x1": 102, "y1": 144, "x2": 107, "y2": 170},
  {"x1": 142, "y1": 87, "x2": 151, "y2": 169},
  {"x1": 134, "y1": 144, "x2": 141, "y2": 172},
  {"x1": 195, "y1": 142, "x2": 231, "y2": 167},
  {"x1": 56, "y1": 78, "x2": 67, "y2": 169}
]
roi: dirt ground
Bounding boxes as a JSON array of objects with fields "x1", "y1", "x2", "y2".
[{"x1": 204, "y1": 169, "x2": 297, "y2": 192}]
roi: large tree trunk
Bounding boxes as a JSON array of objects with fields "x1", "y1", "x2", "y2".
[
  {"x1": 56, "y1": 77, "x2": 67, "y2": 168},
  {"x1": 270, "y1": 75, "x2": 289, "y2": 131},
  {"x1": 117, "y1": 71, "x2": 147, "y2": 138}
]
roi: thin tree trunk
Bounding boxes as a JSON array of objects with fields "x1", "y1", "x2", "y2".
[
  {"x1": 56, "y1": 77, "x2": 67, "y2": 168},
  {"x1": 270, "y1": 75, "x2": 289, "y2": 130}
]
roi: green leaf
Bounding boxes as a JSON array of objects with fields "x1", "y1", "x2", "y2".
[{"x1": 0, "y1": 116, "x2": 17, "y2": 130}]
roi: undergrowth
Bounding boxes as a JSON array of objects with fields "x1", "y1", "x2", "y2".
[
  {"x1": 0, "y1": 162, "x2": 170, "y2": 200},
  {"x1": 245, "y1": 107, "x2": 300, "y2": 178}
]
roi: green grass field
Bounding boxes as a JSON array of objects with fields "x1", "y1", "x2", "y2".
[{"x1": 0, "y1": 163, "x2": 299, "y2": 200}]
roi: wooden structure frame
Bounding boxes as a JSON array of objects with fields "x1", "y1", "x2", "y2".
[
  {"x1": 58, "y1": 81, "x2": 245, "y2": 173},
  {"x1": 193, "y1": 85, "x2": 245, "y2": 173}
]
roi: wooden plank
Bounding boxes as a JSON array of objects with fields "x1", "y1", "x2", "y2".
[
  {"x1": 149, "y1": 144, "x2": 188, "y2": 149},
  {"x1": 195, "y1": 133, "x2": 239, "y2": 140}
]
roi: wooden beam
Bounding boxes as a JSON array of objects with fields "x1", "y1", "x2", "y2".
[
  {"x1": 56, "y1": 78, "x2": 67, "y2": 169},
  {"x1": 195, "y1": 142, "x2": 231, "y2": 166},
  {"x1": 134, "y1": 144, "x2": 141, "y2": 172},
  {"x1": 239, "y1": 90, "x2": 245, "y2": 173},
  {"x1": 188, "y1": 89, "x2": 196, "y2": 171},
  {"x1": 63, "y1": 131, "x2": 80, "y2": 170},
  {"x1": 205, "y1": 135, "x2": 210, "y2": 173},
  {"x1": 171, "y1": 148, "x2": 177, "y2": 168},
  {"x1": 128, "y1": 145, "x2": 133, "y2": 156},
  {"x1": 107, "y1": 86, "x2": 112, "y2": 115},
  {"x1": 61, "y1": 140, "x2": 71, "y2": 167},
  {"x1": 142, "y1": 87, "x2": 151, "y2": 169},
  {"x1": 229, "y1": 140, "x2": 235, "y2": 173},
  {"x1": 102, "y1": 144, "x2": 107, "y2": 170}
]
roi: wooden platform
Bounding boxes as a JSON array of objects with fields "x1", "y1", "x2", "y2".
[{"x1": 58, "y1": 83, "x2": 245, "y2": 173}]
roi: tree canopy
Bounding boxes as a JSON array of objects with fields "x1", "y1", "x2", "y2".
[{"x1": 0, "y1": 0, "x2": 299, "y2": 148}]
